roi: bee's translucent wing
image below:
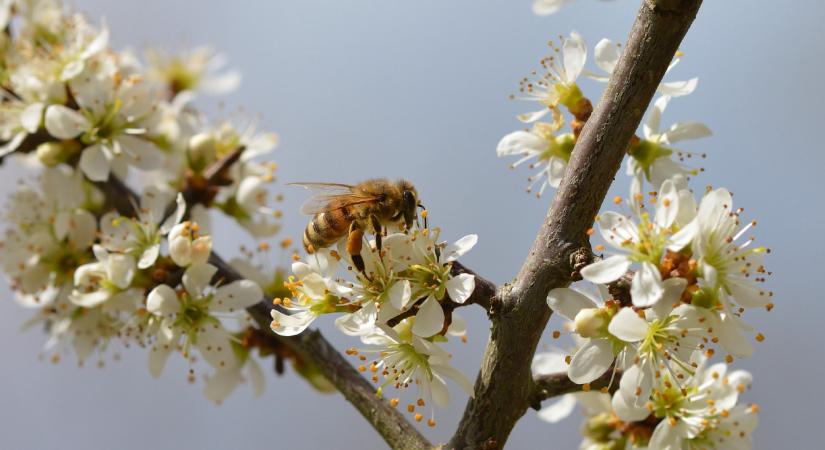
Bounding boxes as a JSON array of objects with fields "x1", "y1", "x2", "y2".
[
  {"x1": 289, "y1": 182, "x2": 378, "y2": 215},
  {"x1": 288, "y1": 182, "x2": 355, "y2": 192}
]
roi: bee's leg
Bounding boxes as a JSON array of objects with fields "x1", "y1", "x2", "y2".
[
  {"x1": 346, "y1": 222, "x2": 367, "y2": 275},
  {"x1": 370, "y1": 214, "x2": 383, "y2": 252}
]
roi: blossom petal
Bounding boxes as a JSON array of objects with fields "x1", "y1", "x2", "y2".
[
  {"x1": 517, "y1": 108, "x2": 550, "y2": 123},
  {"x1": 116, "y1": 135, "x2": 163, "y2": 171},
  {"x1": 44, "y1": 105, "x2": 89, "y2": 139},
  {"x1": 106, "y1": 253, "x2": 136, "y2": 289},
  {"x1": 580, "y1": 255, "x2": 630, "y2": 284},
  {"x1": 538, "y1": 394, "x2": 577, "y2": 423},
  {"x1": 442, "y1": 235, "x2": 478, "y2": 262},
  {"x1": 79, "y1": 144, "x2": 112, "y2": 181},
  {"x1": 547, "y1": 156, "x2": 567, "y2": 188},
  {"x1": 21, "y1": 102, "x2": 44, "y2": 133},
  {"x1": 183, "y1": 263, "x2": 218, "y2": 298},
  {"x1": 496, "y1": 130, "x2": 546, "y2": 157},
  {"x1": 651, "y1": 277, "x2": 687, "y2": 319},
  {"x1": 568, "y1": 338, "x2": 613, "y2": 384},
  {"x1": 630, "y1": 262, "x2": 664, "y2": 308},
  {"x1": 649, "y1": 417, "x2": 686, "y2": 450},
  {"x1": 644, "y1": 95, "x2": 669, "y2": 138},
  {"x1": 138, "y1": 244, "x2": 160, "y2": 269},
  {"x1": 663, "y1": 121, "x2": 712, "y2": 144},
  {"x1": 388, "y1": 279, "x2": 412, "y2": 310},
  {"x1": 445, "y1": 273, "x2": 475, "y2": 304},
  {"x1": 715, "y1": 313, "x2": 754, "y2": 358},
  {"x1": 532, "y1": 0, "x2": 566, "y2": 16},
  {"x1": 160, "y1": 193, "x2": 186, "y2": 234},
  {"x1": 203, "y1": 368, "x2": 241, "y2": 404},
  {"x1": 147, "y1": 284, "x2": 180, "y2": 316},
  {"x1": 728, "y1": 279, "x2": 770, "y2": 308},
  {"x1": 598, "y1": 211, "x2": 638, "y2": 249},
  {"x1": 334, "y1": 302, "x2": 378, "y2": 336},
  {"x1": 270, "y1": 309, "x2": 315, "y2": 336},
  {"x1": 594, "y1": 38, "x2": 620, "y2": 75},
  {"x1": 612, "y1": 387, "x2": 653, "y2": 422},
  {"x1": 148, "y1": 328, "x2": 177, "y2": 378},
  {"x1": 196, "y1": 323, "x2": 235, "y2": 369},
  {"x1": 618, "y1": 364, "x2": 652, "y2": 408},
  {"x1": 608, "y1": 308, "x2": 648, "y2": 342},
  {"x1": 532, "y1": 351, "x2": 568, "y2": 376},
  {"x1": 563, "y1": 31, "x2": 586, "y2": 82},
  {"x1": 655, "y1": 179, "x2": 679, "y2": 229},
  {"x1": 411, "y1": 296, "x2": 445, "y2": 337},
  {"x1": 546, "y1": 287, "x2": 598, "y2": 321},
  {"x1": 248, "y1": 358, "x2": 266, "y2": 397},
  {"x1": 659, "y1": 78, "x2": 698, "y2": 97},
  {"x1": 212, "y1": 279, "x2": 263, "y2": 312}
]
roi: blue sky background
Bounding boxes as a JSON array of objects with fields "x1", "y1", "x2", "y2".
[{"x1": 1, "y1": 0, "x2": 823, "y2": 448}]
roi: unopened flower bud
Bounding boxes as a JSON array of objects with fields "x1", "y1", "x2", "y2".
[
  {"x1": 574, "y1": 307, "x2": 604, "y2": 338},
  {"x1": 36, "y1": 141, "x2": 79, "y2": 166},
  {"x1": 188, "y1": 133, "x2": 217, "y2": 171}
]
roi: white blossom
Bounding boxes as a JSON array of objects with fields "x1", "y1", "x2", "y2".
[
  {"x1": 146, "y1": 263, "x2": 262, "y2": 376},
  {"x1": 589, "y1": 38, "x2": 698, "y2": 97}
]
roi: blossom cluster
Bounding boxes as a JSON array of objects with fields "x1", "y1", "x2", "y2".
[
  {"x1": 0, "y1": 0, "x2": 286, "y2": 403},
  {"x1": 270, "y1": 228, "x2": 478, "y2": 426},
  {"x1": 497, "y1": 32, "x2": 769, "y2": 449}
]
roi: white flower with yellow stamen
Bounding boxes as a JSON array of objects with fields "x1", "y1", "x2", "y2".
[
  {"x1": 514, "y1": 31, "x2": 587, "y2": 124},
  {"x1": 612, "y1": 357, "x2": 757, "y2": 450},
  {"x1": 69, "y1": 245, "x2": 144, "y2": 309},
  {"x1": 145, "y1": 46, "x2": 241, "y2": 97},
  {"x1": 100, "y1": 188, "x2": 185, "y2": 269},
  {"x1": 545, "y1": 285, "x2": 625, "y2": 385},
  {"x1": 379, "y1": 229, "x2": 477, "y2": 337},
  {"x1": 608, "y1": 284, "x2": 707, "y2": 412},
  {"x1": 146, "y1": 263, "x2": 262, "y2": 376},
  {"x1": 628, "y1": 95, "x2": 712, "y2": 199},
  {"x1": 670, "y1": 187, "x2": 772, "y2": 358},
  {"x1": 0, "y1": 166, "x2": 100, "y2": 308},
  {"x1": 581, "y1": 179, "x2": 694, "y2": 308},
  {"x1": 43, "y1": 59, "x2": 165, "y2": 181},
  {"x1": 357, "y1": 323, "x2": 474, "y2": 425},
  {"x1": 270, "y1": 249, "x2": 352, "y2": 336},
  {"x1": 497, "y1": 122, "x2": 575, "y2": 197}
]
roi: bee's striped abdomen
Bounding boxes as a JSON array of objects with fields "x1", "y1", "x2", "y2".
[{"x1": 302, "y1": 207, "x2": 351, "y2": 253}]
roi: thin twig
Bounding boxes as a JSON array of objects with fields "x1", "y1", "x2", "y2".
[{"x1": 529, "y1": 369, "x2": 620, "y2": 410}]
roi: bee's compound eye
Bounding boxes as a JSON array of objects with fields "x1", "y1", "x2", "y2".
[{"x1": 402, "y1": 190, "x2": 416, "y2": 207}]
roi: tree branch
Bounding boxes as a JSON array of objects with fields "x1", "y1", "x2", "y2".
[
  {"x1": 99, "y1": 175, "x2": 433, "y2": 450},
  {"x1": 529, "y1": 370, "x2": 620, "y2": 410},
  {"x1": 447, "y1": 1, "x2": 703, "y2": 448}
]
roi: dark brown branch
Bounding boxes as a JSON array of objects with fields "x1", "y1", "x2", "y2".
[
  {"x1": 447, "y1": 1, "x2": 703, "y2": 448},
  {"x1": 100, "y1": 175, "x2": 432, "y2": 450},
  {"x1": 529, "y1": 370, "x2": 620, "y2": 410}
]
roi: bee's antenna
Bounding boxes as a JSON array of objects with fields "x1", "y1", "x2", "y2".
[{"x1": 418, "y1": 203, "x2": 428, "y2": 229}]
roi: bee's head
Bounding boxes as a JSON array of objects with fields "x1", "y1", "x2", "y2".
[{"x1": 398, "y1": 179, "x2": 419, "y2": 230}]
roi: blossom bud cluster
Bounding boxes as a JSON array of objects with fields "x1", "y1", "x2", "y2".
[{"x1": 0, "y1": 0, "x2": 284, "y2": 403}]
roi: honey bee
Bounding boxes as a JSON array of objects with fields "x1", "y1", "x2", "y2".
[{"x1": 290, "y1": 179, "x2": 425, "y2": 273}]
